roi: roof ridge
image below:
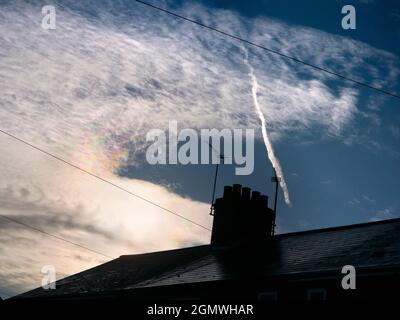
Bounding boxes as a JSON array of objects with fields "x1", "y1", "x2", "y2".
[
  {"x1": 118, "y1": 244, "x2": 210, "y2": 259},
  {"x1": 277, "y1": 217, "x2": 400, "y2": 238}
]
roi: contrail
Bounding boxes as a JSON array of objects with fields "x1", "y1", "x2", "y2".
[{"x1": 243, "y1": 50, "x2": 291, "y2": 205}]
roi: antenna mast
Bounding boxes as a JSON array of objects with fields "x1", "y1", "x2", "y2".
[
  {"x1": 208, "y1": 142, "x2": 224, "y2": 216},
  {"x1": 271, "y1": 168, "x2": 281, "y2": 235}
]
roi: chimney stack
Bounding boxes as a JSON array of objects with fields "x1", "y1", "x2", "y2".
[{"x1": 211, "y1": 185, "x2": 275, "y2": 246}]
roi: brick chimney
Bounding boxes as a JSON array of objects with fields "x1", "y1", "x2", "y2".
[{"x1": 211, "y1": 184, "x2": 275, "y2": 246}]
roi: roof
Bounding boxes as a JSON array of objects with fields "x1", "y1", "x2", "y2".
[{"x1": 17, "y1": 218, "x2": 400, "y2": 299}]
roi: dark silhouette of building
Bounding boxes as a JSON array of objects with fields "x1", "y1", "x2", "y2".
[{"x1": 14, "y1": 184, "x2": 400, "y2": 300}]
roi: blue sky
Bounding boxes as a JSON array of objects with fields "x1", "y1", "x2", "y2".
[{"x1": 0, "y1": 0, "x2": 399, "y2": 297}]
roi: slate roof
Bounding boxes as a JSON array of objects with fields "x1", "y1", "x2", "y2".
[{"x1": 17, "y1": 218, "x2": 400, "y2": 299}]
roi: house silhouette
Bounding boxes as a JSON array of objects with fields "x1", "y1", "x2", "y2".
[{"x1": 14, "y1": 184, "x2": 400, "y2": 301}]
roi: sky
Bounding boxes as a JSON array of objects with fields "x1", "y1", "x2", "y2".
[{"x1": 0, "y1": 0, "x2": 399, "y2": 298}]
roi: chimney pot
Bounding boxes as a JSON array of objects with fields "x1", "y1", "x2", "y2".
[
  {"x1": 223, "y1": 186, "x2": 233, "y2": 199},
  {"x1": 260, "y1": 195, "x2": 269, "y2": 209},
  {"x1": 232, "y1": 184, "x2": 242, "y2": 198},
  {"x1": 242, "y1": 187, "x2": 251, "y2": 201},
  {"x1": 251, "y1": 191, "x2": 261, "y2": 201}
]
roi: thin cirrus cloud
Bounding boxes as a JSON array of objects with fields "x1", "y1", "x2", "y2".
[
  {"x1": 0, "y1": 0, "x2": 398, "y2": 168},
  {"x1": 0, "y1": 0, "x2": 399, "y2": 298}
]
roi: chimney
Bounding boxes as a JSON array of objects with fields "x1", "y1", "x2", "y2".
[{"x1": 211, "y1": 184, "x2": 275, "y2": 246}]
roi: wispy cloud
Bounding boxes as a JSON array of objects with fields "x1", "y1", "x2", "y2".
[
  {"x1": 346, "y1": 195, "x2": 375, "y2": 206},
  {"x1": 370, "y1": 208, "x2": 398, "y2": 222},
  {"x1": 388, "y1": 125, "x2": 400, "y2": 139},
  {"x1": 0, "y1": 0, "x2": 398, "y2": 168}
]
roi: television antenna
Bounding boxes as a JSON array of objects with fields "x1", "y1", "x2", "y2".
[
  {"x1": 271, "y1": 168, "x2": 281, "y2": 235},
  {"x1": 208, "y1": 142, "x2": 226, "y2": 216}
]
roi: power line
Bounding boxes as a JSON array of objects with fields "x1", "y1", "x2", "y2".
[
  {"x1": 0, "y1": 129, "x2": 212, "y2": 232},
  {"x1": 134, "y1": 0, "x2": 400, "y2": 100},
  {"x1": 0, "y1": 214, "x2": 114, "y2": 259}
]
